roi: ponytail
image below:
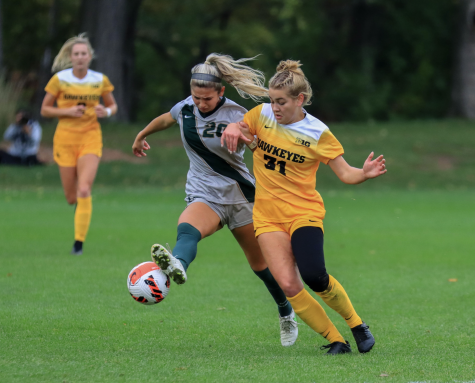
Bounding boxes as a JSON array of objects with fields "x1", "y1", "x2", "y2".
[{"x1": 190, "y1": 53, "x2": 268, "y2": 102}]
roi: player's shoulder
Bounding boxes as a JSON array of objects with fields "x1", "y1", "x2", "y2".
[
  {"x1": 55, "y1": 68, "x2": 73, "y2": 82},
  {"x1": 289, "y1": 112, "x2": 330, "y2": 142},
  {"x1": 56, "y1": 68, "x2": 104, "y2": 83},
  {"x1": 247, "y1": 103, "x2": 266, "y2": 116},
  {"x1": 221, "y1": 97, "x2": 247, "y2": 114},
  {"x1": 170, "y1": 96, "x2": 193, "y2": 118},
  {"x1": 85, "y1": 69, "x2": 105, "y2": 83},
  {"x1": 174, "y1": 96, "x2": 194, "y2": 111}
]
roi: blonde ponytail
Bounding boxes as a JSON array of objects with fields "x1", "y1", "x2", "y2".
[
  {"x1": 51, "y1": 33, "x2": 94, "y2": 73},
  {"x1": 190, "y1": 53, "x2": 268, "y2": 102},
  {"x1": 269, "y1": 60, "x2": 313, "y2": 106}
]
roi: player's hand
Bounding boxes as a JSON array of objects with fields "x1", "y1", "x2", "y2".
[
  {"x1": 94, "y1": 104, "x2": 108, "y2": 118},
  {"x1": 221, "y1": 122, "x2": 252, "y2": 153},
  {"x1": 132, "y1": 137, "x2": 150, "y2": 157},
  {"x1": 67, "y1": 105, "x2": 85, "y2": 118},
  {"x1": 363, "y1": 152, "x2": 387, "y2": 179}
]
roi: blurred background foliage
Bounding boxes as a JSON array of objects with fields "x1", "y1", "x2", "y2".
[{"x1": 0, "y1": 0, "x2": 460, "y2": 123}]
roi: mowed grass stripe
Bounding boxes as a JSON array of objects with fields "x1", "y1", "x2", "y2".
[{"x1": 0, "y1": 189, "x2": 474, "y2": 382}]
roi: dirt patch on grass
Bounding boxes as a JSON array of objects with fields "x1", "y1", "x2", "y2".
[
  {"x1": 417, "y1": 155, "x2": 457, "y2": 171},
  {"x1": 37, "y1": 145, "x2": 148, "y2": 164}
]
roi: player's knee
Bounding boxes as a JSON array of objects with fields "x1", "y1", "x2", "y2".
[
  {"x1": 301, "y1": 271, "x2": 329, "y2": 293},
  {"x1": 66, "y1": 197, "x2": 76, "y2": 205},
  {"x1": 77, "y1": 185, "x2": 91, "y2": 198},
  {"x1": 278, "y1": 280, "x2": 302, "y2": 297},
  {"x1": 177, "y1": 222, "x2": 202, "y2": 242}
]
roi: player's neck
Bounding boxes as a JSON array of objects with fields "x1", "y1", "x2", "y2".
[
  {"x1": 285, "y1": 110, "x2": 306, "y2": 125},
  {"x1": 72, "y1": 68, "x2": 88, "y2": 79}
]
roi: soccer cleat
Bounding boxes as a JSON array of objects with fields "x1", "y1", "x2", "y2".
[
  {"x1": 151, "y1": 243, "x2": 187, "y2": 285},
  {"x1": 70, "y1": 240, "x2": 83, "y2": 256},
  {"x1": 320, "y1": 340, "x2": 352, "y2": 355},
  {"x1": 279, "y1": 309, "x2": 299, "y2": 347},
  {"x1": 351, "y1": 322, "x2": 375, "y2": 353}
]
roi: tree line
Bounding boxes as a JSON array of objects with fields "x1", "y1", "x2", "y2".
[{"x1": 1, "y1": 0, "x2": 475, "y2": 122}]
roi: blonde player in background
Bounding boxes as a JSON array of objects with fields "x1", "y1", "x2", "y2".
[
  {"x1": 221, "y1": 60, "x2": 386, "y2": 355},
  {"x1": 132, "y1": 53, "x2": 299, "y2": 347},
  {"x1": 41, "y1": 34, "x2": 117, "y2": 255}
]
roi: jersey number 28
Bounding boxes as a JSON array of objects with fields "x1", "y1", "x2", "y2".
[{"x1": 203, "y1": 122, "x2": 227, "y2": 138}]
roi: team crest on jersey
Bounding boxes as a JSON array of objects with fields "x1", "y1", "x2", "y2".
[{"x1": 295, "y1": 137, "x2": 310, "y2": 147}]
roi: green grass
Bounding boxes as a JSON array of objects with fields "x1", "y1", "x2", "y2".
[
  {"x1": 1, "y1": 118, "x2": 475, "y2": 190},
  {"x1": 1, "y1": 188, "x2": 474, "y2": 382}
]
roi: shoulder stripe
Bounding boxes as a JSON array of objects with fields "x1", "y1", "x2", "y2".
[{"x1": 181, "y1": 104, "x2": 255, "y2": 202}]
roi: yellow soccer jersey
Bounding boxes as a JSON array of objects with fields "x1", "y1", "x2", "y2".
[
  {"x1": 244, "y1": 104, "x2": 344, "y2": 223},
  {"x1": 45, "y1": 69, "x2": 114, "y2": 144}
]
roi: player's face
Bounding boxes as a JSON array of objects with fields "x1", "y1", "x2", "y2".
[
  {"x1": 269, "y1": 88, "x2": 305, "y2": 125},
  {"x1": 70, "y1": 43, "x2": 92, "y2": 71},
  {"x1": 191, "y1": 86, "x2": 225, "y2": 113}
]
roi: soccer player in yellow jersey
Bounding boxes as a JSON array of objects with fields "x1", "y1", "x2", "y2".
[
  {"x1": 40, "y1": 34, "x2": 117, "y2": 255},
  {"x1": 132, "y1": 53, "x2": 298, "y2": 347},
  {"x1": 222, "y1": 60, "x2": 387, "y2": 355}
]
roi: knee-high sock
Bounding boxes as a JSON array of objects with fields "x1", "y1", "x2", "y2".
[
  {"x1": 253, "y1": 268, "x2": 292, "y2": 317},
  {"x1": 316, "y1": 275, "x2": 363, "y2": 329},
  {"x1": 173, "y1": 223, "x2": 202, "y2": 271},
  {"x1": 287, "y1": 288, "x2": 345, "y2": 344},
  {"x1": 74, "y1": 196, "x2": 92, "y2": 242}
]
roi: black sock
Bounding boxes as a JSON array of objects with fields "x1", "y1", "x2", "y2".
[
  {"x1": 73, "y1": 240, "x2": 83, "y2": 252},
  {"x1": 253, "y1": 268, "x2": 293, "y2": 317}
]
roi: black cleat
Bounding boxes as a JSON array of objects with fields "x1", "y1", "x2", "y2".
[
  {"x1": 320, "y1": 340, "x2": 352, "y2": 355},
  {"x1": 71, "y1": 240, "x2": 83, "y2": 256},
  {"x1": 351, "y1": 322, "x2": 375, "y2": 353}
]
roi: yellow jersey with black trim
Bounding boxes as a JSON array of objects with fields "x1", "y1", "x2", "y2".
[
  {"x1": 244, "y1": 103, "x2": 344, "y2": 223},
  {"x1": 45, "y1": 69, "x2": 114, "y2": 144}
]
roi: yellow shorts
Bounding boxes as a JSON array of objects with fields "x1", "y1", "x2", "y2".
[
  {"x1": 53, "y1": 141, "x2": 102, "y2": 167},
  {"x1": 254, "y1": 217, "x2": 324, "y2": 238}
]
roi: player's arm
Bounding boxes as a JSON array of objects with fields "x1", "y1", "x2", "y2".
[
  {"x1": 95, "y1": 92, "x2": 118, "y2": 118},
  {"x1": 41, "y1": 92, "x2": 85, "y2": 118},
  {"x1": 328, "y1": 152, "x2": 386, "y2": 184},
  {"x1": 132, "y1": 112, "x2": 176, "y2": 157},
  {"x1": 221, "y1": 122, "x2": 253, "y2": 153}
]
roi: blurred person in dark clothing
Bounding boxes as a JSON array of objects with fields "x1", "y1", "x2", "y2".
[{"x1": 0, "y1": 110, "x2": 43, "y2": 166}]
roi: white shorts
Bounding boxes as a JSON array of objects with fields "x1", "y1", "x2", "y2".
[{"x1": 186, "y1": 197, "x2": 253, "y2": 231}]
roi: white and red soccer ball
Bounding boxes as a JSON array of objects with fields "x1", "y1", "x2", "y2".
[{"x1": 127, "y1": 262, "x2": 170, "y2": 305}]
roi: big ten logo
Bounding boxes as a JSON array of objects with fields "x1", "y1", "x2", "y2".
[{"x1": 295, "y1": 137, "x2": 310, "y2": 147}]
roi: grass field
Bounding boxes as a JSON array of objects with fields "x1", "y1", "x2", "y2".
[
  {"x1": 1, "y1": 188, "x2": 474, "y2": 382},
  {"x1": 1, "y1": 120, "x2": 474, "y2": 382}
]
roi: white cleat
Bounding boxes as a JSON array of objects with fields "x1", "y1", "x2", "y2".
[
  {"x1": 279, "y1": 309, "x2": 298, "y2": 347},
  {"x1": 151, "y1": 243, "x2": 187, "y2": 285}
]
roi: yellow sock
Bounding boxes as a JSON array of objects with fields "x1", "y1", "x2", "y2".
[
  {"x1": 287, "y1": 288, "x2": 345, "y2": 344},
  {"x1": 74, "y1": 196, "x2": 92, "y2": 242},
  {"x1": 316, "y1": 275, "x2": 363, "y2": 329}
]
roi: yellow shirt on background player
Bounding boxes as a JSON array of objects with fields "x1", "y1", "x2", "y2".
[
  {"x1": 244, "y1": 103, "x2": 344, "y2": 225},
  {"x1": 45, "y1": 68, "x2": 114, "y2": 145}
]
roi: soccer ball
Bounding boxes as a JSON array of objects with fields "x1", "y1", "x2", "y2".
[{"x1": 127, "y1": 261, "x2": 170, "y2": 305}]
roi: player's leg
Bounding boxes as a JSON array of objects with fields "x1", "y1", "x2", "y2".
[
  {"x1": 152, "y1": 201, "x2": 222, "y2": 284},
  {"x1": 257, "y1": 231, "x2": 349, "y2": 354},
  {"x1": 291, "y1": 226, "x2": 374, "y2": 353},
  {"x1": 231, "y1": 223, "x2": 298, "y2": 346},
  {"x1": 58, "y1": 166, "x2": 77, "y2": 205},
  {"x1": 72, "y1": 153, "x2": 100, "y2": 255}
]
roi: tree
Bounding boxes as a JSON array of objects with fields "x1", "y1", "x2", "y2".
[
  {"x1": 80, "y1": 0, "x2": 143, "y2": 122},
  {"x1": 33, "y1": 0, "x2": 59, "y2": 118},
  {"x1": 451, "y1": 0, "x2": 475, "y2": 119},
  {"x1": 0, "y1": 0, "x2": 3, "y2": 72}
]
